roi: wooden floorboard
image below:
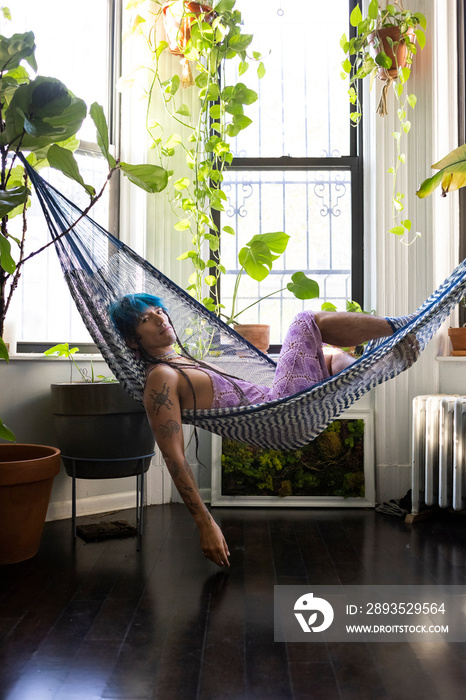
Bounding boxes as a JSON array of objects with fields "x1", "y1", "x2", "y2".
[{"x1": 1, "y1": 504, "x2": 466, "y2": 699}]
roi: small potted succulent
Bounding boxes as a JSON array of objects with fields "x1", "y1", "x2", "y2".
[{"x1": 340, "y1": 1, "x2": 426, "y2": 239}]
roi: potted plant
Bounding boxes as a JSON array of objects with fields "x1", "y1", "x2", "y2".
[
  {"x1": 0, "y1": 16, "x2": 168, "y2": 561},
  {"x1": 340, "y1": 0, "x2": 426, "y2": 239},
  {"x1": 222, "y1": 231, "x2": 319, "y2": 351},
  {"x1": 0, "y1": 23, "x2": 168, "y2": 442},
  {"x1": 417, "y1": 143, "x2": 466, "y2": 354},
  {"x1": 44, "y1": 344, "x2": 155, "y2": 479}
]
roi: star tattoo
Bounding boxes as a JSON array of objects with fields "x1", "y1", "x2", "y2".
[{"x1": 150, "y1": 383, "x2": 174, "y2": 415}]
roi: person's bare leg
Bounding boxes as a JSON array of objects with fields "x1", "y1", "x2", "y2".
[
  {"x1": 314, "y1": 311, "x2": 393, "y2": 347},
  {"x1": 323, "y1": 346, "x2": 356, "y2": 375}
]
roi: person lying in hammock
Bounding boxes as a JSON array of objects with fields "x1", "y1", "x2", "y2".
[{"x1": 110, "y1": 293, "x2": 413, "y2": 568}]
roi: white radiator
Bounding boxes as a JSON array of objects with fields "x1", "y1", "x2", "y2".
[{"x1": 411, "y1": 395, "x2": 466, "y2": 514}]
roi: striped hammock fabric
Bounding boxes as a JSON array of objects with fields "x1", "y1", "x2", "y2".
[{"x1": 26, "y1": 161, "x2": 466, "y2": 450}]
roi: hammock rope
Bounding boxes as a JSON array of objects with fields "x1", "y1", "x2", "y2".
[{"x1": 23, "y1": 160, "x2": 466, "y2": 450}]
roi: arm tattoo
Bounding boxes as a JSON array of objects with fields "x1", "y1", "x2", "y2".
[
  {"x1": 149, "y1": 383, "x2": 174, "y2": 415},
  {"x1": 159, "y1": 419, "x2": 180, "y2": 439}
]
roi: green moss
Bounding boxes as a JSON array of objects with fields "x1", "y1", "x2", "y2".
[{"x1": 221, "y1": 419, "x2": 366, "y2": 499}]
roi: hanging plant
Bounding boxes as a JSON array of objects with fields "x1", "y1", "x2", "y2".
[
  {"x1": 125, "y1": 0, "x2": 318, "y2": 327},
  {"x1": 340, "y1": 1, "x2": 426, "y2": 240}
]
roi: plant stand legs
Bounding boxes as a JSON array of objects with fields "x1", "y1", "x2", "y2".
[{"x1": 65, "y1": 453, "x2": 155, "y2": 539}]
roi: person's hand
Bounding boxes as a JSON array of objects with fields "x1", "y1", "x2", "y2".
[{"x1": 199, "y1": 519, "x2": 230, "y2": 567}]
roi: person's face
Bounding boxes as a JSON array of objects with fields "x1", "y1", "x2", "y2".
[{"x1": 129, "y1": 306, "x2": 176, "y2": 354}]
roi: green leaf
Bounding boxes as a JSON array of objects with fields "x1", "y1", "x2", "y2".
[
  {"x1": 342, "y1": 58, "x2": 352, "y2": 74},
  {"x1": 174, "y1": 177, "x2": 190, "y2": 191},
  {"x1": 0, "y1": 233, "x2": 16, "y2": 274},
  {"x1": 47, "y1": 145, "x2": 96, "y2": 197},
  {"x1": 209, "y1": 104, "x2": 222, "y2": 119},
  {"x1": 407, "y1": 93, "x2": 417, "y2": 109},
  {"x1": 350, "y1": 4, "x2": 362, "y2": 27},
  {"x1": 1, "y1": 76, "x2": 86, "y2": 151},
  {"x1": 228, "y1": 33, "x2": 253, "y2": 53},
  {"x1": 0, "y1": 31, "x2": 36, "y2": 73},
  {"x1": 287, "y1": 272, "x2": 320, "y2": 300},
  {"x1": 0, "y1": 336, "x2": 9, "y2": 362},
  {"x1": 204, "y1": 275, "x2": 216, "y2": 286},
  {"x1": 388, "y1": 225, "x2": 407, "y2": 236},
  {"x1": 375, "y1": 51, "x2": 392, "y2": 70},
  {"x1": 90, "y1": 102, "x2": 116, "y2": 168},
  {"x1": 247, "y1": 231, "x2": 290, "y2": 255},
  {"x1": 321, "y1": 301, "x2": 338, "y2": 312},
  {"x1": 257, "y1": 62, "x2": 266, "y2": 79},
  {"x1": 119, "y1": 162, "x2": 168, "y2": 193},
  {"x1": 174, "y1": 219, "x2": 191, "y2": 231},
  {"x1": 368, "y1": 0, "x2": 379, "y2": 20},
  {"x1": 175, "y1": 103, "x2": 191, "y2": 117},
  {"x1": 0, "y1": 186, "x2": 29, "y2": 218},
  {"x1": 0, "y1": 418, "x2": 15, "y2": 442},
  {"x1": 238, "y1": 60, "x2": 248, "y2": 76},
  {"x1": 214, "y1": 0, "x2": 236, "y2": 11},
  {"x1": 415, "y1": 28, "x2": 426, "y2": 49},
  {"x1": 238, "y1": 239, "x2": 279, "y2": 281},
  {"x1": 222, "y1": 225, "x2": 235, "y2": 235},
  {"x1": 417, "y1": 144, "x2": 466, "y2": 198}
]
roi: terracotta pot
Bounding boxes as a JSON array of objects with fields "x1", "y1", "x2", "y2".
[
  {"x1": 0, "y1": 444, "x2": 61, "y2": 565},
  {"x1": 162, "y1": 0, "x2": 214, "y2": 56},
  {"x1": 234, "y1": 324, "x2": 270, "y2": 353},
  {"x1": 368, "y1": 26, "x2": 415, "y2": 80},
  {"x1": 448, "y1": 327, "x2": 466, "y2": 355}
]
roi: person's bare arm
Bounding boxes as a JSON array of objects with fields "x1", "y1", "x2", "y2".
[{"x1": 144, "y1": 366, "x2": 230, "y2": 567}]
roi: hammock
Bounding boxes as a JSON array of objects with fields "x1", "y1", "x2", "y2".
[{"x1": 24, "y1": 161, "x2": 466, "y2": 450}]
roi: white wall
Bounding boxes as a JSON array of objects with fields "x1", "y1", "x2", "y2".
[{"x1": 366, "y1": 0, "x2": 461, "y2": 500}]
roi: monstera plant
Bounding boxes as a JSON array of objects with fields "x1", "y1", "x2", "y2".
[{"x1": 0, "y1": 25, "x2": 168, "y2": 441}]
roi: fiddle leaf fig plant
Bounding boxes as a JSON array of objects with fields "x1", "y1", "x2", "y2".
[
  {"x1": 340, "y1": 1, "x2": 426, "y2": 240},
  {"x1": 0, "y1": 20, "x2": 168, "y2": 441}
]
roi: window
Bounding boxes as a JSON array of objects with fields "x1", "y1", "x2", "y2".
[
  {"x1": 5, "y1": 0, "x2": 120, "y2": 344},
  {"x1": 217, "y1": 0, "x2": 362, "y2": 348}
]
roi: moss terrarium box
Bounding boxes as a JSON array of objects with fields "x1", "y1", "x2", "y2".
[{"x1": 211, "y1": 410, "x2": 375, "y2": 507}]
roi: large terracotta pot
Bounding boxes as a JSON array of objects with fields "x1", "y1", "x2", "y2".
[
  {"x1": 448, "y1": 327, "x2": 466, "y2": 355},
  {"x1": 162, "y1": 0, "x2": 214, "y2": 56},
  {"x1": 368, "y1": 26, "x2": 415, "y2": 80},
  {"x1": 0, "y1": 444, "x2": 61, "y2": 565},
  {"x1": 234, "y1": 324, "x2": 270, "y2": 354}
]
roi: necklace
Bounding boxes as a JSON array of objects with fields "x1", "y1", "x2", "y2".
[{"x1": 153, "y1": 349, "x2": 178, "y2": 360}]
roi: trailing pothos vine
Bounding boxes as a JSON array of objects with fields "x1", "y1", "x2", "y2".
[{"x1": 128, "y1": 0, "x2": 318, "y2": 322}]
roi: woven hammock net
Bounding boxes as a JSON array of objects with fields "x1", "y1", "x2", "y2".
[{"x1": 25, "y1": 161, "x2": 466, "y2": 450}]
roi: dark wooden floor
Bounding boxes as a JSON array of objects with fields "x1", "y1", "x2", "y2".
[{"x1": 2, "y1": 504, "x2": 466, "y2": 700}]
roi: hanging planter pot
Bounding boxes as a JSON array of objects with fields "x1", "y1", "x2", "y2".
[
  {"x1": 368, "y1": 25, "x2": 415, "y2": 81},
  {"x1": 162, "y1": 0, "x2": 214, "y2": 56},
  {"x1": 234, "y1": 324, "x2": 270, "y2": 354},
  {"x1": 0, "y1": 444, "x2": 61, "y2": 565},
  {"x1": 162, "y1": 1, "x2": 214, "y2": 86},
  {"x1": 368, "y1": 25, "x2": 416, "y2": 118}
]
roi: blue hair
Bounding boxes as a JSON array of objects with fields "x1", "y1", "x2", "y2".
[{"x1": 109, "y1": 293, "x2": 167, "y2": 340}]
